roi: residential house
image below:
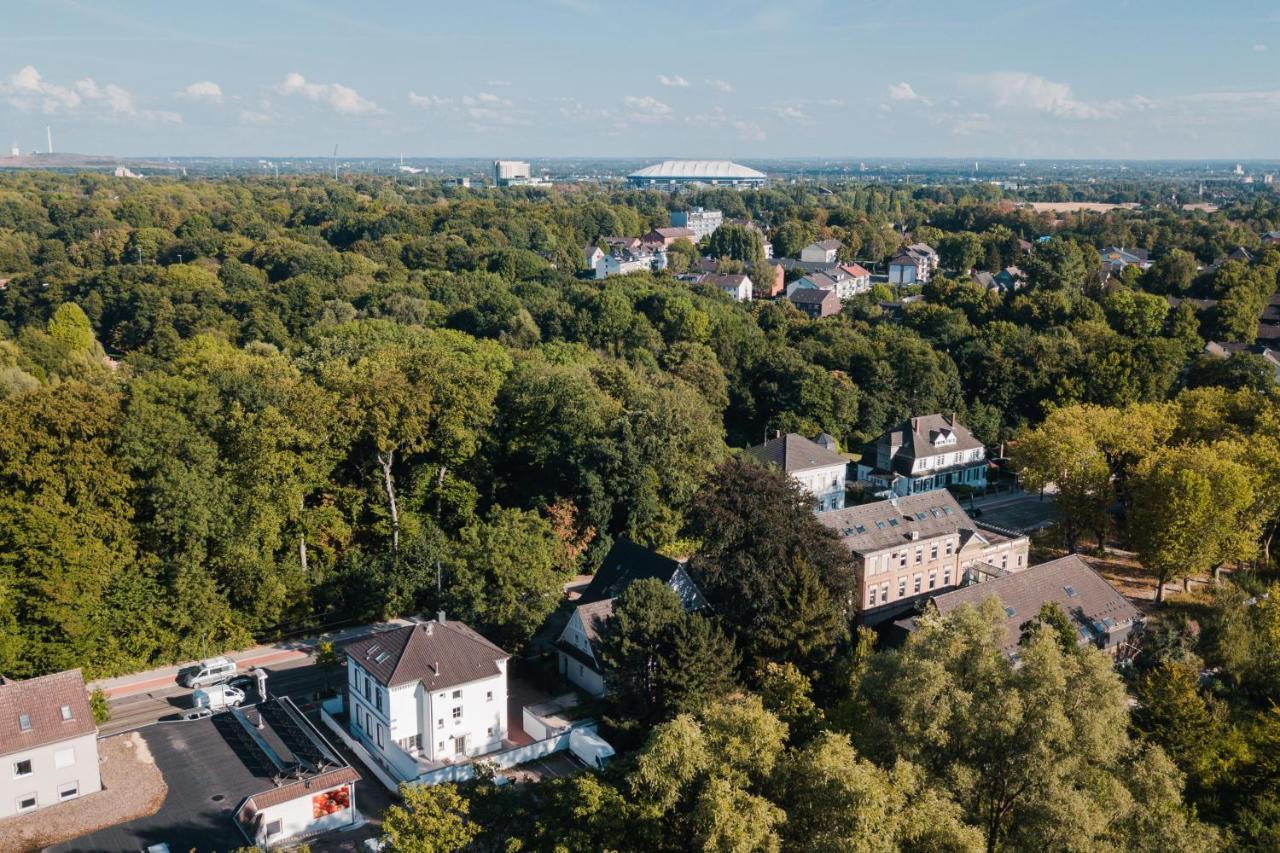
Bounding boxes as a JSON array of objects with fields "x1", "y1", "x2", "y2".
[
  {"x1": 856, "y1": 414, "x2": 988, "y2": 497},
  {"x1": 583, "y1": 245, "x2": 605, "y2": 272},
  {"x1": 601, "y1": 236, "x2": 642, "y2": 252},
  {"x1": 993, "y1": 265, "x2": 1026, "y2": 291},
  {"x1": 788, "y1": 265, "x2": 871, "y2": 300},
  {"x1": 703, "y1": 273, "x2": 753, "y2": 301},
  {"x1": 787, "y1": 287, "x2": 841, "y2": 319},
  {"x1": 757, "y1": 261, "x2": 785, "y2": 296},
  {"x1": 817, "y1": 489, "x2": 1030, "y2": 624},
  {"x1": 888, "y1": 243, "x2": 939, "y2": 284},
  {"x1": 556, "y1": 539, "x2": 707, "y2": 697},
  {"x1": 670, "y1": 207, "x2": 723, "y2": 241},
  {"x1": 800, "y1": 239, "x2": 843, "y2": 264},
  {"x1": 971, "y1": 271, "x2": 998, "y2": 289},
  {"x1": 592, "y1": 246, "x2": 668, "y2": 279},
  {"x1": 341, "y1": 617, "x2": 508, "y2": 780},
  {"x1": 1263, "y1": 231, "x2": 1280, "y2": 245},
  {"x1": 1099, "y1": 246, "x2": 1152, "y2": 274},
  {"x1": 745, "y1": 432, "x2": 847, "y2": 511},
  {"x1": 904, "y1": 554, "x2": 1140, "y2": 657},
  {"x1": 0, "y1": 669, "x2": 101, "y2": 819},
  {"x1": 1204, "y1": 341, "x2": 1280, "y2": 383},
  {"x1": 641, "y1": 226, "x2": 698, "y2": 250}
]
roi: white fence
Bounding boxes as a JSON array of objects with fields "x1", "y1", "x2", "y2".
[{"x1": 319, "y1": 708, "x2": 404, "y2": 793}]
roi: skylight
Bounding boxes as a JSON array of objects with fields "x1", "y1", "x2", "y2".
[
  {"x1": 875, "y1": 520, "x2": 887, "y2": 529},
  {"x1": 1064, "y1": 585, "x2": 1077, "y2": 598},
  {"x1": 854, "y1": 524, "x2": 866, "y2": 534},
  {"x1": 942, "y1": 507, "x2": 953, "y2": 516},
  {"x1": 1004, "y1": 607, "x2": 1016, "y2": 618},
  {"x1": 374, "y1": 651, "x2": 391, "y2": 664},
  {"x1": 18, "y1": 714, "x2": 31, "y2": 732},
  {"x1": 915, "y1": 511, "x2": 928, "y2": 521},
  {"x1": 887, "y1": 518, "x2": 900, "y2": 527},
  {"x1": 60, "y1": 705, "x2": 73, "y2": 721}
]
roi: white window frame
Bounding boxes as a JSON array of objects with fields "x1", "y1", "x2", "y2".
[
  {"x1": 58, "y1": 781, "x2": 78, "y2": 800},
  {"x1": 15, "y1": 793, "x2": 36, "y2": 812},
  {"x1": 13, "y1": 758, "x2": 32, "y2": 778}
]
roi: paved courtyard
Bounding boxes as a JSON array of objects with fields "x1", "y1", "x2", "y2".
[{"x1": 971, "y1": 492, "x2": 1058, "y2": 533}]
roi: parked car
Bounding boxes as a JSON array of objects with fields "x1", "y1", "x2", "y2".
[
  {"x1": 177, "y1": 656, "x2": 237, "y2": 688},
  {"x1": 226, "y1": 674, "x2": 257, "y2": 697},
  {"x1": 192, "y1": 683, "x2": 246, "y2": 712}
]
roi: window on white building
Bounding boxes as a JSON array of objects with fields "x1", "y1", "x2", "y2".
[
  {"x1": 868, "y1": 586, "x2": 878, "y2": 606},
  {"x1": 58, "y1": 782, "x2": 78, "y2": 800},
  {"x1": 452, "y1": 690, "x2": 462, "y2": 699},
  {"x1": 452, "y1": 706, "x2": 462, "y2": 720},
  {"x1": 54, "y1": 748, "x2": 74, "y2": 769},
  {"x1": 913, "y1": 575, "x2": 922, "y2": 594},
  {"x1": 16, "y1": 794, "x2": 36, "y2": 812},
  {"x1": 437, "y1": 718, "x2": 444, "y2": 730},
  {"x1": 14, "y1": 759, "x2": 31, "y2": 778},
  {"x1": 266, "y1": 819, "x2": 283, "y2": 837},
  {"x1": 486, "y1": 691, "x2": 493, "y2": 702},
  {"x1": 944, "y1": 568, "x2": 952, "y2": 586}
]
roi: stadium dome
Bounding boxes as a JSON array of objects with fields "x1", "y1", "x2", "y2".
[{"x1": 628, "y1": 160, "x2": 767, "y2": 187}]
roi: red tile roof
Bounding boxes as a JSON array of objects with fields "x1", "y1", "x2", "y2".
[{"x1": 0, "y1": 669, "x2": 97, "y2": 756}]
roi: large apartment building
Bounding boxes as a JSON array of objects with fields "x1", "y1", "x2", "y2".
[{"x1": 818, "y1": 489, "x2": 1029, "y2": 624}]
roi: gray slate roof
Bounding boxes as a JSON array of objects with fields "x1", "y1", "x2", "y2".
[
  {"x1": 745, "y1": 433, "x2": 846, "y2": 474},
  {"x1": 870, "y1": 414, "x2": 984, "y2": 476},
  {"x1": 342, "y1": 620, "x2": 508, "y2": 689},
  {"x1": 816, "y1": 489, "x2": 982, "y2": 555},
  {"x1": 925, "y1": 554, "x2": 1140, "y2": 654},
  {"x1": 0, "y1": 669, "x2": 97, "y2": 756},
  {"x1": 579, "y1": 538, "x2": 707, "y2": 610}
]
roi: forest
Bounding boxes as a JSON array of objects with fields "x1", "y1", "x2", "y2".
[{"x1": 2, "y1": 171, "x2": 1280, "y2": 849}]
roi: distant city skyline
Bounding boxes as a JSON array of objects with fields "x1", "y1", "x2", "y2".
[{"x1": 2, "y1": 1, "x2": 1278, "y2": 160}]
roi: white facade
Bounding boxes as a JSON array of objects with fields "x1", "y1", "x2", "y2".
[
  {"x1": 800, "y1": 242, "x2": 840, "y2": 264},
  {"x1": 556, "y1": 608, "x2": 607, "y2": 698},
  {"x1": 494, "y1": 160, "x2": 531, "y2": 183},
  {"x1": 792, "y1": 461, "x2": 848, "y2": 512},
  {"x1": 670, "y1": 207, "x2": 723, "y2": 241},
  {"x1": 593, "y1": 249, "x2": 667, "y2": 279},
  {"x1": 347, "y1": 658, "x2": 507, "y2": 775},
  {"x1": 240, "y1": 780, "x2": 357, "y2": 849},
  {"x1": 0, "y1": 732, "x2": 101, "y2": 819}
]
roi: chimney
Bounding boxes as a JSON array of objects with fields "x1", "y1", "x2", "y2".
[
  {"x1": 912, "y1": 418, "x2": 919, "y2": 433},
  {"x1": 950, "y1": 412, "x2": 956, "y2": 427},
  {"x1": 437, "y1": 610, "x2": 446, "y2": 624},
  {"x1": 430, "y1": 661, "x2": 439, "y2": 676},
  {"x1": 774, "y1": 429, "x2": 781, "y2": 439}
]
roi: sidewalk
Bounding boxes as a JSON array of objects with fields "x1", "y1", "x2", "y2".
[{"x1": 90, "y1": 618, "x2": 414, "y2": 699}]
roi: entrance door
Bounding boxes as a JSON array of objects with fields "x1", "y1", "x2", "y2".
[{"x1": 454, "y1": 735, "x2": 467, "y2": 756}]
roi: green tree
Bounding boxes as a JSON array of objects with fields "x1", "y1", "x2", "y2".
[{"x1": 381, "y1": 783, "x2": 478, "y2": 853}]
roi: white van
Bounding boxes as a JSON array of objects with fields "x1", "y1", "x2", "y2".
[
  {"x1": 177, "y1": 657, "x2": 237, "y2": 688},
  {"x1": 192, "y1": 683, "x2": 246, "y2": 712}
]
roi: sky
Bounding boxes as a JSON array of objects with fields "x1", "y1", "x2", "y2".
[{"x1": 1, "y1": 0, "x2": 1278, "y2": 160}]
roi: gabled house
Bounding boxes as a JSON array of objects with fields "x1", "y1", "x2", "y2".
[
  {"x1": 556, "y1": 539, "x2": 707, "y2": 697},
  {"x1": 818, "y1": 489, "x2": 1030, "y2": 624},
  {"x1": 702, "y1": 273, "x2": 753, "y2": 302},
  {"x1": 800, "y1": 239, "x2": 843, "y2": 264},
  {"x1": 993, "y1": 265, "x2": 1026, "y2": 291},
  {"x1": 583, "y1": 245, "x2": 605, "y2": 272},
  {"x1": 856, "y1": 414, "x2": 988, "y2": 497},
  {"x1": 788, "y1": 265, "x2": 871, "y2": 300},
  {"x1": 341, "y1": 616, "x2": 509, "y2": 780},
  {"x1": 888, "y1": 243, "x2": 938, "y2": 284},
  {"x1": 592, "y1": 245, "x2": 668, "y2": 279},
  {"x1": 745, "y1": 432, "x2": 848, "y2": 512},
  {"x1": 787, "y1": 286, "x2": 841, "y2": 318},
  {"x1": 0, "y1": 669, "x2": 101, "y2": 818},
  {"x1": 904, "y1": 554, "x2": 1140, "y2": 657}
]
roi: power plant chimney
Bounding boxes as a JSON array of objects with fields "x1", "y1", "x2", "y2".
[{"x1": 46, "y1": 126, "x2": 52, "y2": 155}]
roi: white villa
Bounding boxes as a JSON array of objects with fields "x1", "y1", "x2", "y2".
[
  {"x1": 745, "y1": 432, "x2": 848, "y2": 512},
  {"x1": 342, "y1": 616, "x2": 508, "y2": 781}
]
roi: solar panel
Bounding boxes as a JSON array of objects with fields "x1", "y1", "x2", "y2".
[{"x1": 258, "y1": 699, "x2": 336, "y2": 773}]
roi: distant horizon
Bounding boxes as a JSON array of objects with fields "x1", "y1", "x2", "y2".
[{"x1": 4, "y1": 2, "x2": 1279, "y2": 160}]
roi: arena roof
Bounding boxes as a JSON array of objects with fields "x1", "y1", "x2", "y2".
[{"x1": 629, "y1": 160, "x2": 766, "y2": 179}]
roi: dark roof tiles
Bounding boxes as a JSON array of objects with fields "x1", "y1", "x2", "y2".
[
  {"x1": 745, "y1": 433, "x2": 846, "y2": 474},
  {"x1": 342, "y1": 620, "x2": 508, "y2": 690}
]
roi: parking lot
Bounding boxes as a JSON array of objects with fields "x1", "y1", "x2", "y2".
[{"x1": 972, "y1": 493, "x2": 1058, "y2": 533}]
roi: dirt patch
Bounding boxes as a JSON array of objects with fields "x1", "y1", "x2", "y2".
[{"x1": 0, "y1": 731, "x2": 168, "y2": 852}]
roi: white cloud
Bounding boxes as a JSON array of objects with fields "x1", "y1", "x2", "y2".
[
  {"x1": 275, "y1": 72, "x2": 379, "y2": 115},
  {"x1": 485, "y1": 79, "x2": 512, "y2": 87},
  {"x1": 657, "y1": 74, "x2": 689, "y2": 88},
  {"x1": 707, "y1": 79, "x2": 733, "y2": 93},
  {"x1": 889, "y1": 82, "x2": 930, "y2": 105},
  {"x1": 1254, "y1": 44, "x2": 1268, "y2": 53},
  {"x1": 178, "y1": 80, "x2": 223, "y2": 103},
  {"x1": 0, "y1": 65, "x2": 179, "y2": 124},
  {"x1": 734, "y1": 120, "x2": 765, "y2": 141},
  {"x1": 408, "y1": 91, "x2": 450, "y2": 108},
  {"x1": 624, "y1": 95, "x2": 672, "y2": 118},
  {"x1": 774, "y1": 104, "x2": 808, "y2": 121},
  {"x1": 968, "y1": 71, "x2": 1118, "y2": 119}
]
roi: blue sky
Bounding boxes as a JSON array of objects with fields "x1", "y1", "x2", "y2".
[{"x1": 1, "y1": 0, "x2": 1277, "y2": 159}]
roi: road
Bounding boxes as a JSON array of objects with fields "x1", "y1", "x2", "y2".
[{"x1": 100, "y1": 655, "x2": 343, "y2": 737}]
